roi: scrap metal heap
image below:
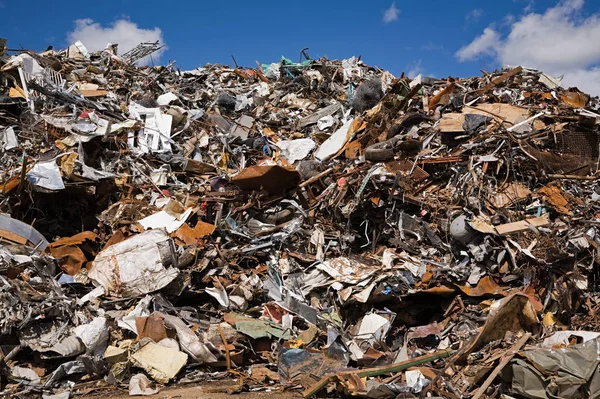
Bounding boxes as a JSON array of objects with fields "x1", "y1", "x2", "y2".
[{"x1": 1, "y1": 38, "x2": 600, "y2": 399}]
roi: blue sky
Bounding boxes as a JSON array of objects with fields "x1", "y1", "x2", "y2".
[{"x1": 2, "y1": 0, "x2": 600, "y2": 94}]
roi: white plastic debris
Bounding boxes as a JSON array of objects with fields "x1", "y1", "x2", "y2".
[
  {"x1": 88, "y1": 229, "x2": 179, "y2": 297},
  {"x1": 1, "y1": 126, "x2": 19, "y2": 150},
  {"x1": 73, "y1": 41, "x2": 90, "y2": 58},
  {"x1": 317, "y1": 115, "x2": 335, "y2": 130},
  {"x1": 314, "y1": 119, "x2": 354, "y2": 161},
  {"x1": 276, "y1": 138, "x2": 315, "y2": 163},
  {"x1": 541, "y1": 331, "x2": 600, "y2": 348},
  {"x1": 128, "y1": 103, "x2": 173, "y2": 154},
  {"x1": 205, "y1": 286, "x2": 230, "y2": 308},
  {"x1": 156, "y1": 92, "x2": 179, "y2": 106},
  {"x1": 129, "y1": 373, "x2": 159, "y2": 396},
  {"x1": 42, "y1": 393, "x2": 71, "y2": 399},
  {"x1": 1, "y1": 53, "x2": 44, "y2": 76},
  {"x1": 27, "y1": 161, "x2": 65, "y2": 191},
  {"x1": 73, "y1": 317, "x2": 109, "y2": 355},
  {"x1": 355, "y1": 313, "x2": 392, "y2": 345},
  {"x1": 137, "y1": 208, "x2": 193, "y2": 233},
  {"x1": 341, "y1": 57, "x2": 363, "y2": 83},
  {"x1": 77, "y1": 286, "x2": 104, "y2": 306},
  {"x1": 406, "y1": 369, "x2": 429, "y2": 393}
]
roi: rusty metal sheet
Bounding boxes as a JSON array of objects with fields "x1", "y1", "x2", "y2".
[{"x1": 231, "y1": 165, "x2": 300, "y2": 194}]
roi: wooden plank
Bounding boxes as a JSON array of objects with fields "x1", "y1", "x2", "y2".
[
  {"x1": 495, "y1": 214, "x2": 550, "y2": 236},
  {"x1": 0, "y1": 228, "x2": 28, "y2": 245},
  {"x1": 471, "y1": 333, "x2": 531, "y2": 399},
  {"x1": 80, "y1": 89, "x2": 109, "y2": 97},
  {"x1": 419, "y1": 156, "x2": 464, "y2": 164},
  {"x1": 437, "y1": 113, "x2": 465, "y2": 132}
]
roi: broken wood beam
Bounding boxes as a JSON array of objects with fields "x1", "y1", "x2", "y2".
[
  {"x1": 547, "y1": 174, "x2": 599, "y2": 180},
  {"x1": 476, "y1": 66, "x2": 523, "y2": 95},
  {"x1": 429, "y1": 83, "x2": 455, "y2": 111},
  {"x1": 299, "y1": 167, "x2": 334, "y2": 188},
  {"x1": 471, "y1": 333, "x2": 531, "y2": 399}
]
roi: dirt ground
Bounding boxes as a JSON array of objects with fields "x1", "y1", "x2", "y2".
[{"x1": 91, "y1": 381, "x2": 302, "y2": 399}]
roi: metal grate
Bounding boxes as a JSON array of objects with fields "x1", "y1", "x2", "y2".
[
  {"x1": 554, "y1": 130, "x2": 600, "y2": 159},
  {"x1": 18, "y1": 66, "x2": 65, "y2": 110},
  {"x1": 122, "y1": 41, "x2": 163, "y2": 64}
]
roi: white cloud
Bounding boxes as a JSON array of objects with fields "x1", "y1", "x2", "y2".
[
  {"x1": 466, "y1": 8, "x2": 483, "y2": 22},
  {"x1": 502, "y1": 14, "x2": 516, "y2": 26},
  {"x1": 499, "y1": 0, "x2": 599, "y2": 71},
  {"x1": 522, "y1": 0, "x2": 536, "y2": 14},
  {"x1": 66, "y1": 18, "x2": 166, "y2": 64},
  {"x1": 421, "y1": 41, "x2": 444, "y2": 52},
  {"x1": 455, "y1": 27, "x2": 501, "y2": 62},
  {"x1": 406, "y1": 60, "x2": 423, "y2": 78},
  {"x1": 455, "y1": 0, "x2": 600, "y2": 95},
  {"x1": 383, "y1": 2, "x2": 400, "y2": 24},
  {"x1": 560, "y1": 67, "x2": 600, "y2": 98}
]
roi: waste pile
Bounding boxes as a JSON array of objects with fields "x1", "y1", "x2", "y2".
[{"x1": 1, "y1": 37, "x2": 600, "y2": 399}]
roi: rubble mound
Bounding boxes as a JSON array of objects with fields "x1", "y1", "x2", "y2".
[{"x1": 1, "y1": 39, "x2": 600, "y2": 398}]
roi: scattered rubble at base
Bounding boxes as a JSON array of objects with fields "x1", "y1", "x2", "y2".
[{"x1": 1, "y1": 38, "x2": 600, "y2": 399}]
